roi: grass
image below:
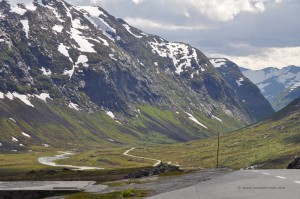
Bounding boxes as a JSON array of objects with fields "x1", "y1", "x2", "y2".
[
  {"x1": 64, "y1": 189, "x2": 148, "y2": 199},
  {"x1": 128, "y1": 109, "x2": 300, "y2": 170},
  {"x1": 55, "y1": 147, "x2": 155, "y2": 169},
  {"x1": 0, "y1": 98, "x2": 247, "y2": 151},
  {"x1": 1, "y1": 99, "x2": 299, "y2": 180},
  {"x1": 66, "y1": 191, "x2": 123, "y2": 199},
  {"x1": 0, "y1": 149, "x2": 59, "y2": 173},
  {"x1": 1, "y1": 106, "x2": 299, "y2": 178},
  {"x1": 158, "y1": 170, "x2": 186, "y2": 177}
]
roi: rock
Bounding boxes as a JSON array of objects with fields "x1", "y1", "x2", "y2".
[
  {"x1": 130, "y1": 192, "x2": 136, "y2": 196},
  {"x1": 287, "y1": 157, "x2": 300, "y2": 169}
]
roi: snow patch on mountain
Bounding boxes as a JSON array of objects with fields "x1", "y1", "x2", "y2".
[
  {"x1": 70, "y1": 21, "x2": 96, "y2": 53},
  {"x1": 20, "y1": 19, "x2": 29, "y2": 38},
  {"x1": 242, "y1": 66, "x2": 300, "y2": 101},
  {"x1": 78, "y1": 6, "x2": 119, "y2": 42},
  {"x1": 77, "y1": 6, "x2": 107, "y2": 18},
  {"x1": 106, "y1": 111, "x2": 115, "y2": 119},
  {"x1": 61, "y1": 0, "x2": 72, "y2": 20},
  {"x1": 123, "y1": 24, "x2": 142, "y2": 38},
  {"x1": 7, "y1": 0, "x2": 38, "y2": 15},
  {"x1": 9, "y1": 118, "x2": 16, "y2": 123},
  {"x1": 1, "y1": 92, "x2": 51, "y2": 106},
  {"x1": 109, "y1": 54, "x2": 117, "y2": 61},
  {"x1": 290, "y1": 82, "x2": 300, "y2": 91},
  {"x1": 185, "y1": 112, "x2": 208, "y2": 129},
  {"x1": 64, "y1": 55, "x2": 89, "y2": 78},
  {"x1": 0, "y1": 92, "x2": 4, "y2": 99},
  {"x1": 11, "y1": 136, "x2": 18, "y2": 142},
  {"x1": 242, "y1": 67, "x2": 300, "y2": 87},
  {"x1": 58, "y1": 43, "x2": 71, "y2": 59},
  {"x1": 76, "y1": 55, "x2": 89, "y2": 68},
  {"x1": 52, "y1": 25, "x2": 63, "y2": 33},
  {"x1": 210, "y1": 58, "x2": 227, "y2": 68},
  {"x1": 97, "y1": 37, "x2": 109, "y2": 46},
  {"x1": 12, "y1": 92, "x2": 34, "y2": 107},
  {"x1": 5, "y1": 92, "x2": 14, "y2": 100},
  {"x1": 40, "y1": 67, "x2": 52, "y2": 76},
  {"x1": 45, "y1": 5, "x2": 65, "y2": 23},
  {"x1": 212, "y1": 115, "x2": 223, "y2": 122},
  {"x1": 236, "y1": 77, "x2": 244, "y2": 87},
  {"x1": 22, "y1": 132, "x2": 31, "y2": 138},
  {"x1": 34, "y1": 93, "x2": 51, "y2": 102},
  {"x1": 68, "y1": 102, "x2": 79, "y2": 110},
  {"x1": 149, "y1": 40, "x2": 199, "y2": 74}
]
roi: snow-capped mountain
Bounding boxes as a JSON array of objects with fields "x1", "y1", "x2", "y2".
[
  {"x1": 241, "y1": 66, "x2": 300, "y2": 111},
  {"x1": 0, "y1": 0, "x2": 275, "y2": 150},
  {"x1": 210, "y1": 58, "x2": 274, "y2": 121}
]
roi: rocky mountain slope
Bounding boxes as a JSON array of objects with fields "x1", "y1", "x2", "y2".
[
  {"x1": 0, "y1": 0, "x2": 273, "y2": 150},
  {"x1": 210, "y1": 58, "x2": 274, "y2": 121},
  {"x1": 241, "y1": 66, "x2": 300, "y2": 111}
]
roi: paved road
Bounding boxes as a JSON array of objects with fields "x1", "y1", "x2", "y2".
[
  {"x1": 148, "y1": 170, "x2": 300, "y2": 199},
  {"x1": 0, "y1": 181, "x2": 107, "y2": 192},
  {"x1": 38, "y1": 151, "x2": 104, "y2": 170}
]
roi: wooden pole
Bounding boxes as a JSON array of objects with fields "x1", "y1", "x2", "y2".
[{"x1": 217, "y1": 132, "x2": 220, "y2": 168}]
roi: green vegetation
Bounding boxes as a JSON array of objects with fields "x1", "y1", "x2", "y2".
[
  {"x1": 66, "y1": 192, "x2": 123, "y2": 199},
  {"x1": 65, "y1": 189, "x2": 147, "y2": 199},
  {"x1": 0, "y1": 97, "x2": 246, "y2": 151},
  {"x1": 55, "y1": 147, "x2": 154, "y2": 169},
  {"x1": 1, "y1": 101, "x2": 299, "y2": 176},
  {"x1": 129, "y1": 108, "x2": 300, "y2": 169}
]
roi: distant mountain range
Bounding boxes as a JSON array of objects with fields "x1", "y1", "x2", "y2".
[
  {"x1": 241, "y1": 66, "x2": 300, "y2": 111},
  {"x1": 210, "y1": 58, "x2": 274, "y2": 121}
]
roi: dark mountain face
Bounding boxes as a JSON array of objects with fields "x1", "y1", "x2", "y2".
[
  {"x1": 210, "y1": 58, "x2": 275, "y2": 121},
  {"x1": 0, "y1": 0, "x2": 271, "y2": 149},
  {"x1": 241, "y1": 66, "x2": 300, "y2": 111},
  {"x1": 0, "y1": 0, "x2": 253, "y2": 120}
]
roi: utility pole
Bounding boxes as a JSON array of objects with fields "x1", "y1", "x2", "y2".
[{"x1": 217, "y1": 132, "x2": 220, "y2": 168}]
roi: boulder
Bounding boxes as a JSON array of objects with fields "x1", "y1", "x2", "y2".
[{"x1": 287, "y1": 157, "x2": 300, "y2": 169}]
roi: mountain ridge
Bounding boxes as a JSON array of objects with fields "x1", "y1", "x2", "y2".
[
  {"x1": 241, "y1": 65, "x2": 300, "y2": 111},
  {"x1": 0, "y1": 0, "x2": 275, "y2": 150},
  {"x1": 210, "y1": 58, "x2": 274, "y2": 121}
]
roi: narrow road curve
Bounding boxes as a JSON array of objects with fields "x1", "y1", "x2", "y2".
[
  {"x1": 123, "y1": 147, "x2": 162, "y2": 167},
  {"x1": 38, "y1": 151, "x2": 104, "y2": 170}
]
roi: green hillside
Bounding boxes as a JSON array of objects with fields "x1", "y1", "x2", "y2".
[{"x1": 128, "y1": 98, "x2": 300, "y2": 169}]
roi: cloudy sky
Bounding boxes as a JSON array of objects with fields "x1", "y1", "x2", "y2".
[{"x1": 68, "y1": 0, "x2": 300, "y2": 70}]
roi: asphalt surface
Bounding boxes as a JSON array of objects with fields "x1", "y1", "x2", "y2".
[
  {"x1": 148, "y1": 169, "x2": 300, "y2": 199},
  {"x1": 0, "y1": 181, "x2": 107, "y2": 192}
]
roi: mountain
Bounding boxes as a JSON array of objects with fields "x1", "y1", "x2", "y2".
[
  {"x1": 241, "y1": 66, "x2": 300, "y2": 111},
  {"x1": 0, "y1": 0, "x2": 272, "y2": 150},
  {"x1": 210, "y1": 58, "x2": 274, "y2": 121}
]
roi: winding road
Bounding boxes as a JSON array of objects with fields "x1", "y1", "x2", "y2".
[
  {"x1": 123, "y1": 147, "x2": 162, "y2": 167},
  {"x1": 38, "y1": 148, "x2": 176, "y2": 170},
  {"x1": 38, "y1": 151, "x2": 104, "y2": 170},
  {"x1": 147, "y1": 169, "x2": 300, "y2": 199}
]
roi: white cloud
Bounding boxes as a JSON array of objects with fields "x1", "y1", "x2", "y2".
[
  {"x1": 169, "y1": 0, "x2": 269, "y2": 21},
  {"x1": 132, "y1": 0, "x2": 144, "y2": 4},
  {"x1": 124, "y1": 17, "x2": 212, "y2": 30},
  {"x1": 210, "y1": 47, "x2": 300, "y2": 69},
  {"x1": 69, "y1": 0, "x2": 283, "y2": 21}
]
